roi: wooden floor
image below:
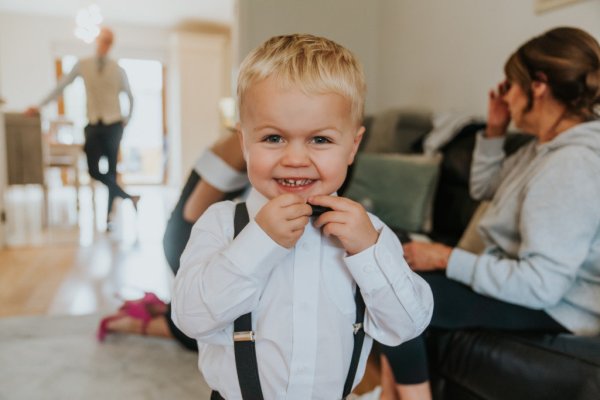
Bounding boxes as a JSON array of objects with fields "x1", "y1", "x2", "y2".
[
  {"x1": 0, "y1": 184, "x2": 381, "y2": 394},
  {"x1": 0, "y1": 185, "x2": 176, "y2": 317}
]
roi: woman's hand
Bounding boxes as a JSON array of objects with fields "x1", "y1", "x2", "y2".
[
  {"x1": 485, "y1": 81, "x2": 511, "y2": 138},
  {"x1": 310, "y1": 195, "x2": 379, "y2": 256},
  {"x1": 255, "y1": 193, "x2": 312, "y2": 248},
  {"x1": 402, "y1": 242, "x2": 453, "y2": 271}
]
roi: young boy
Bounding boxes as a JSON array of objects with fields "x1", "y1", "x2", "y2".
[{"x1": 172, "y1": 34, "x2": 433, "y2": 400}]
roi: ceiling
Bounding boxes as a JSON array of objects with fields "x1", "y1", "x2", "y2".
[{"x1": 0, "y1": 0, "x2": 234, "y2": 27}]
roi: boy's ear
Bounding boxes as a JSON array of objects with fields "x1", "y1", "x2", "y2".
[{"x1": 347, "y1": 126, "x2": 365, "y2": 165}]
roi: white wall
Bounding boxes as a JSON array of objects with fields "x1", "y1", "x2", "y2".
[
  {"x1": 236, "y1": 0, "x2": 380, "y2": 113},
  {"x1": 377, "y1": 0, "x2": 600, "y2": 117},
  {"x1": 167, "y1": 32, "x2": 231, "y2": 185},
  {"x1": 235, "y1": 0, "x2": 600, "y2": 117}
]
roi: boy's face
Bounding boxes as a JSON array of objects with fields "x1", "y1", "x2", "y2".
[{"x1": 239, "y1": 76, "x2": 364, "y2": 201}]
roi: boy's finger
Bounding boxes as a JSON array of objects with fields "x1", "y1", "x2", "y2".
[
  {"x1": 288, "y1": 216, "x2": 309, "y2": 231},
  {"x1": 313, "y1": 210, "x2": 346, "y2": 228},
  {"x1": 308, "y1": 195, "x2": 352, "y2": 211},
  {"x1": 275, "y1": 193, "x2": 306, "y2": 207},
  {"x1": 284, "y1": 203, "x2": 312, "y2": 220}
]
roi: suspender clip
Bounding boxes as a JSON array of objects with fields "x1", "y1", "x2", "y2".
[
  {"x1": 233, "y1": 330, "x2": 256, "y2": 342},
  {"x1": 352, "y1": 322, "x2": 363, "y2": 335}
]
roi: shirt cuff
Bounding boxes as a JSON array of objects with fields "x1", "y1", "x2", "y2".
[
  {"x1": 446, "y1": 248, "x2": 478, "y2": 285},
  {"x1": 345, "y1": 226, "x2": 409, "y2": 293},
  {"x1": 475, "y1": 130, "x2": 506, "y2": 158},
  {"x1": 194, "y1": 150, "x2": 249, "y2": 192},
  {"x1": 223, "y1": 219, "x2": 290, "y2": 281}
]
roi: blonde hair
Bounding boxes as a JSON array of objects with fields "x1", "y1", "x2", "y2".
[{"x1": 237, "y1": 34, "x2": 366, "y2": 126}]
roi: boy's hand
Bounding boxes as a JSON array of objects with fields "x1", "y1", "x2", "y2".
[
  {"x1": 310, "y1": 195, "x2": 378, "y2": 255},
  {"x1": 255, "y1": 193, "x2": 312, "y2": 248}
]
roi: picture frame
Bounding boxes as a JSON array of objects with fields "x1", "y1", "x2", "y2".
[{"x1": 534, "y1": 0, "x2": 589, "y2": 13}]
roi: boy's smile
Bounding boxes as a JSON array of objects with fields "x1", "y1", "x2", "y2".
[{"x1": 239, "y1": 76, "x2": 364, "y2": 200}]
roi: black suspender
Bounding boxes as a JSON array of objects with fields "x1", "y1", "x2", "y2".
[
  {"x1": 342, "y1": 289, "x2": 366, "y2": 399},
  {"x1": 213, "y1": 202, "x2": 366, "y2": 400},
  {"x1": 231, "y1": 202, "x2": 265, "y2": 400}
]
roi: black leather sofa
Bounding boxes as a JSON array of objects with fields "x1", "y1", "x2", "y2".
[{"x1": 358, "y1": 110, "x2": 600, "y2": 400}]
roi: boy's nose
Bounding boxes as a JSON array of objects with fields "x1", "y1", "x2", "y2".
[{"x1": 281, "y1": 143, "x2": 310, "y2": 166}]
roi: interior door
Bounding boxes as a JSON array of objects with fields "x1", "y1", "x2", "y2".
[{"x1": 0, "y1": 96, "x2": 6, "y2": 249}]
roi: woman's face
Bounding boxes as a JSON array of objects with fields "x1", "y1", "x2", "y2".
[{"x1": 502, "y1": 81, "x2": 533, "y2": 133}]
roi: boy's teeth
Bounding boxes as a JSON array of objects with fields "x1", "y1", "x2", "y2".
[{"x1": 278, "y1": 178, "x2": 313, "y2": 187}]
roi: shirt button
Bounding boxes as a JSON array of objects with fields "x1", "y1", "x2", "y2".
[{"x1": 302, "y1": 242, "x2": 310, "y2": 251}]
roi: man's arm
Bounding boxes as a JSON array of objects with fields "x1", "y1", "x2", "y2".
[
  {"x1": 120, "y1": 67, "x2": 134, "y2": 124},
  {"x1": 38, "y1": 61, "x2": 82, "y2": 108}
]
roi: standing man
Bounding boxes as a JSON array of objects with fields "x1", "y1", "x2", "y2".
[{"x1": 26, "y1": 27, "x2": 138, "y2": 229}]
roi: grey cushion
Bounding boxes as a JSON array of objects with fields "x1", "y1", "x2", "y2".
[{"x1": 345, "y1": 153, "x2": 441, "y2": 232}]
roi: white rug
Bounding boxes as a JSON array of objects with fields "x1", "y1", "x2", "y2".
[{"x1": 0, "y1": 314, "x2": 211, "y2": 400}]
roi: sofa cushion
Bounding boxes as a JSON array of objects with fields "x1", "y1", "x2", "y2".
[
  {"x1": 361, "y1": 109, "x2": 432, "y2": 154},
  {"x1": 430, "y1": 123, "x2": 484, "y2": 245},
  {"x1": 456, "y1": 201, "x2": 489, "y2": 254},
  {"x1": 344, "y1": 153, "x2": 441, "y2": 233},
  {"x1": 428, "y1": 330, "x2": 600, "y2": 400}
]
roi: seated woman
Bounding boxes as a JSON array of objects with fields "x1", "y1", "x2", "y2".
[
  {"x1": 97, "y1": 132, "x2": 248, "y2": 349},
  {"x1": 372, "y1": 27, "x2": 600, "y2": 400}
]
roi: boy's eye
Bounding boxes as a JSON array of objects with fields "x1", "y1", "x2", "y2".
[
  {"x1": 311, "y1": 136, "x2": 332, "y2": 144},
  {"x1": 263, "y1": 135, "x2": 283, "y2": 143}
]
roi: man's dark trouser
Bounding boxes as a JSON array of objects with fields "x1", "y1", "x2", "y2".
[{"x1": 84, "y1": 121, "x2": 131, "y2": 218}]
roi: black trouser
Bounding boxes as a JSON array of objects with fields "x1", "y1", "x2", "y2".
[
  {"x1": 84, "y1": 121, "x2": 132, "y2": 218},
  {"x1": 210, "y1": 391, "x2": 225, "y2": 400},
  {"x1": 379, "y1": 271, "x2": 569, "y2": 384}
]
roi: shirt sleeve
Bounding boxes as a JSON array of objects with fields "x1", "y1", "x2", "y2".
[
  {"x1": 38, "y1": 61, "x2": 81, "y2": 107},
  {"x1": 344, "y1": 217, "x2": 434, "y2": 346},
  {"x1": 469, "y1": 131, "x2": 507, "y2": 200},
  {"x1": 193, "y1": 149, "x2": 249, "y2": 192},
  {"x1": 172, "y1": 202, "x2": 289, "y2": 344},
  {"x1": 448, "y1": 148, "x2": 600, "y2": 309}
]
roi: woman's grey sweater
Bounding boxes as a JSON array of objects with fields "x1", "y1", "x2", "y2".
[{"x1": 447, "y1": 120, "x2": 600, "y2": 335}]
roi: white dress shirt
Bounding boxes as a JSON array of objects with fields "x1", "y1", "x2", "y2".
[{"x1": 173, "y1": 189, "x2": 433, "y2": 400}]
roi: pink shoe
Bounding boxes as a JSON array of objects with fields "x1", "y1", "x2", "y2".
[{"x1": 97, "y1": 292, "x2": 167, "y2": 342}]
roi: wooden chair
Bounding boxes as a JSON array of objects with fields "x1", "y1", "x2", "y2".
[{"x1": 4, "y1": 113, "x2": 95, "y2": 227}]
